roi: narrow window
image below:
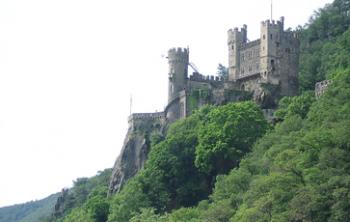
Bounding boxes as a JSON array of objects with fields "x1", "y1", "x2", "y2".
[{"x1": 271, "y1": 59, "x2": 275, "y2": 71}]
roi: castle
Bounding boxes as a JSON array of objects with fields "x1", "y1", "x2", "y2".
[
  {"x1": 109, "y1": 17, "x2": 300, "y2": 193},
  {"x1": 129, "y1": 16, "x2": 299, "y2": 127}
]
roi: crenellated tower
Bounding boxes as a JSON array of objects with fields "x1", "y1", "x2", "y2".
[
  {"x1": 227, "y1": 17, "x2": 299, "y2": 96},
  {"x1": 228, "y1": 25, "x2": 247, "y2": 81},
  {"x1": 259, "y1": 17, "x2": 284, "y2": 84},
  {"x1": 167, "y1": 47, "x2": 189, "y2": 103}
]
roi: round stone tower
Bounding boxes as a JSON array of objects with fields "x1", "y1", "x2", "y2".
[{"x1": 167, "y1": 47, "x2": 189, "y2": 103}]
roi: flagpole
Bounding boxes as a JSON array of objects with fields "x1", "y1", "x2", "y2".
[
  {"x1": 130, "y1": 94, "x2": 132, "y2": 115},
  {"x1": 271, "y1": 0, "x2": 273, "y2": 21}
]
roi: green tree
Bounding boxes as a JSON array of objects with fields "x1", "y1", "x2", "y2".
[
  {"x1": 275, "y1": 91, "x2": 316, "y2": 120},
  {"x1": 195, "y1": 101, "x2": 268, "y2": 176},
  {"x1": 216, "y1": 63, "x2": 228, "y2": 80}
]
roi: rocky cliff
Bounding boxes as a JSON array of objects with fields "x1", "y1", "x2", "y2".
[
  {"x1": 108, "y1": 128, "x2": 149, "y2": 194},
  {"x1": 108, "y1": 114, "x2": 165, "y2": 194}
]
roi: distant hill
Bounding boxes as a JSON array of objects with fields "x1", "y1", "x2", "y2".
[{"x1": 0, "y1": 193, "x2": 59, "y2": 222}]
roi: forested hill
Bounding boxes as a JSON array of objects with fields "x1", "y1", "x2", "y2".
[
  {"x1": 0, "y1": 193, "x2": 59, "y2": 222},
  {"x1": 3, "y1": 0, "x2": 350, "y2": 221},
  {"x1": 298, "y1": 0, "x2": 350, "y2": 91}
]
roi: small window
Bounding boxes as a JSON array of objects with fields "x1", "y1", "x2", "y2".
[
  {"x1": 232, "y1": 45, "x2": 234, "y2": 50},
  {"x1": 270, "y1": 34, "x2": 273, "y2": 39},
  {"x1": 263, "y1": 35, "x2": 266, "y2": 40}
]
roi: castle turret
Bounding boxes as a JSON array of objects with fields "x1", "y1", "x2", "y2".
[
  {"x1": 259, "y1": 16, "x2": 299, "y2": 96},
  {"x1": 259, "y1": 17, "x2": 284, "y2": 84},
  {"x1": 167, "y1": 47, "x2": 189, "y2": 103},
  {"x1": 228, "y1": 25, "x2": 247, "y2": 81}
]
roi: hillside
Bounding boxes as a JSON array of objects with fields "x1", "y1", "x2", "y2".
[
  {"x1": 0, "y1": 193, "x2": 59, "y2": 222},
  {"x1": 52, "y1": 0, "x2": 350, "y2": 221},
  {"x1": 128, "y1": 69, "x2": 350, "y2": 221},
  {"x1": 3, "y1": 0, "x2": 350, "y2": 221}
]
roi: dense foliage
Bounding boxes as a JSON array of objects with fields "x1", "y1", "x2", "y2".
[
  {"x1": 133, "y1": 65, "x2": 350, "y2": 222},
  {"x1": 48, "y1": 168, "x2": 112, "y2": 222},
  {"x1": 107, "y1": 101, "x2": 268, "y2": 222},
  {"x1": 51, "y1": 101, "x2": 266, "y2": 222},
  {"x1": 298, "y1": 0, "x2": 350, "y2": 91}
]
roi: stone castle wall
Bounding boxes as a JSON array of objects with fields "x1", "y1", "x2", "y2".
[
  {"x1": 227, "y1": 17, "x2": 299, "y2": 98},
  {"x1": 315, "y1": 80, "x2": 332, "y2": 98},
  {"x1": 277, "y1": 32, "x2": 300, "y2": 96},
  {"x1": 238, "y1": 40, "x2": 261, "y2": 78}
]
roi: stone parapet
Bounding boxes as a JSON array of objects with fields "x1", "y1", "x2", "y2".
[
  {"x1": 189, "y1": 72, "x2": 224, "y2": 82},
  {"x1": 128, "y1": 112, "x2": 165, "y2": 122},
  {"x1": 240, "y1": 39, "x2": 261, "y2": 50}
]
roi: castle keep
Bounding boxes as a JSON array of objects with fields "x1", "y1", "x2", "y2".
[
  {"x1": 109, "y1": 18, "x2": 300, "y2": 194},
  {"x1": 228, "y1": 17, "x2": 299, "y2": 95}
]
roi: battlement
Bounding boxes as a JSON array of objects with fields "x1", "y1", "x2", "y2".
[
  {"x1": 282, "y1": 31, "x2": 299, "y2": 42},
  {"x1": 168, "y1": 47, "x2": 188, "y2": 54},
  {"x1": 228, "y1": 25, "x2": 247, "y2": 44},
  {"x1": 189, "y1": 72, "x2": 224, "y2": 82},
  {"x1": 261, "y1": 17, "x2": 284, "y2": 30},
  {"x1": 128, "y1": 112, "x2": 165, "y2": 122},
  {"x1": 168, "y1": 47, "x2": 189, "y2": 62},
  {"x1": 228, "y1": 24, "x2": 247, "y2": 34}
]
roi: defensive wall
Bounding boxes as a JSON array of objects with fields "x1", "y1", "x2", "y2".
[{"x1": 315, "y1": 80, "x2": 332, "y2": 99}]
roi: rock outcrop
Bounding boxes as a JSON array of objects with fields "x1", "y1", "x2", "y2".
[
  {"x1": 108, "y1": 128, "x2": 149, "y2": 194},
  {"x1": 108, "y1": 114, "x2": 165, "y2": 194}
]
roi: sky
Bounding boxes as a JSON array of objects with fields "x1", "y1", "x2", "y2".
[{"x1": 0, "y1": 0, "x2": 333, "y2": 207}]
